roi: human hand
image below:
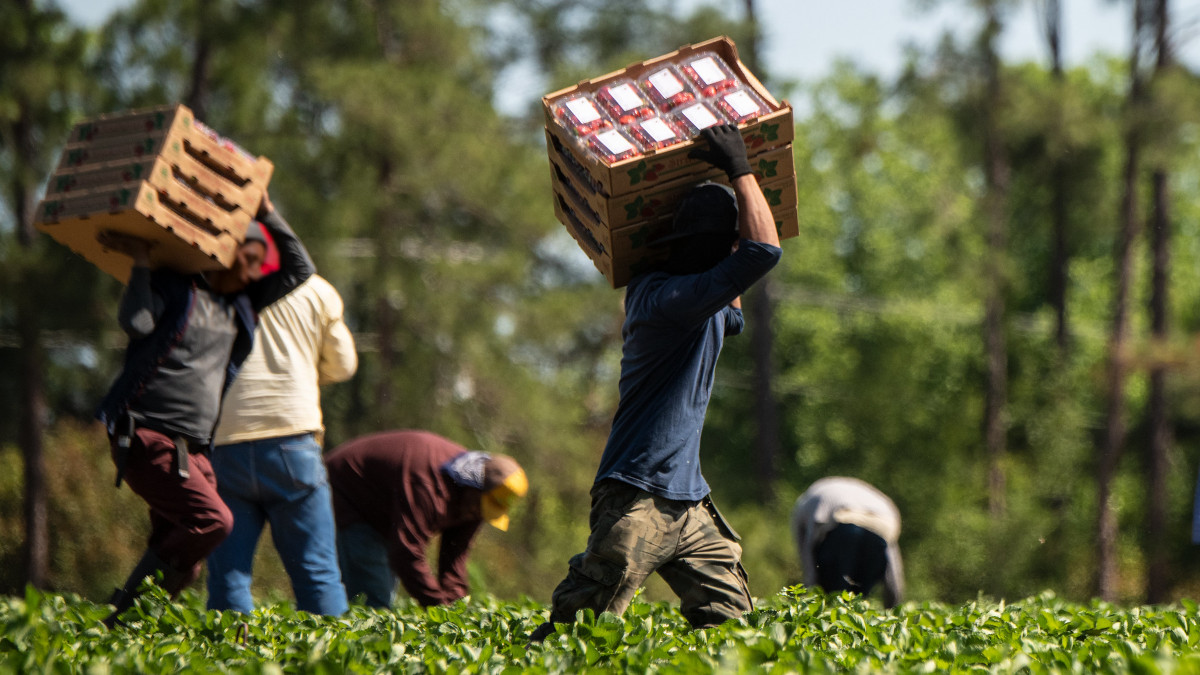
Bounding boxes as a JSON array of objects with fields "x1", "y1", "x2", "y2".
[
  {"x1": 97, "y1": 230, "x2": 153, "y2": 266},
  {"x1": 256, "y1": 191, "x2": 275, "y2": 220},
  {"x1": 687, "y1": 124, "x2": 752, "y2": 180}
]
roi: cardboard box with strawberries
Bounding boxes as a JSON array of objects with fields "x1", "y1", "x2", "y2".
[
  {"x1": 542, "y1": 36, "x2": 798, "y2": 287},
  {"x1": 35, "y1": 104, "x2": 273, "y2": 283}
]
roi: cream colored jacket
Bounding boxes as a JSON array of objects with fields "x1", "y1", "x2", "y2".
[{"x1": 214, "y1": 275, "x2": 357, "y2": 445}]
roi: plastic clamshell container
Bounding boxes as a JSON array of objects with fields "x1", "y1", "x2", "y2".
[
  {"x1": 585, "y1": 128, "x2": 644, "y2": 164},
  {"x1": 679, "y1": 51, "x2": 740, "y2": 97},
  {"x1": 595, "y1": 79, "x2": 655, "y2": 124},
  {"x1": 551, "y1": 94, "x2": 613, "y2": 137},
  {"x1": 640, "y1": 65, "x2": 697, "y2": 112},
  {"x1": 675, "y1": 101, "x2": 726, "y2": 136},
  {"x1": 714, "y1": 87, "x2": 770, "y2": 124},
  {"x1": 626, "y1": 115, "x2": 687, "y2": 151}
]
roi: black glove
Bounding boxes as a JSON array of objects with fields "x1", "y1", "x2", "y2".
[{"x1": 688, "y1": 124, "x2": 752, "y2": 180}]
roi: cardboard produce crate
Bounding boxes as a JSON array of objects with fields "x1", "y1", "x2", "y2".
[
  {"x1": 542, "y1": 36, "x2": 798, "y2": 287},
  {"x1": 36, "y1": 182, "x2": 242, "y2": 283},
  {"x1": 36, "y1": 104, "x2": 272, "y2": 283},
  {"x1": 552, "y1": 168, "x2": 798, "y2": 260},
  {"x1": 557, "y1": 195, "x2": 800, "y2": 289},
  {"x1": 54, "y1": 104, "x2": 273, "y2": 188},
  {"x1": 46, "y1": 151, "x2": 265, "y2": 213},
  {"x1": 549, "y1": 132, "x2": 795, "y2": 232},
  {"x1": 542, "y1": 36, "x2": 793, "y2": 198}
]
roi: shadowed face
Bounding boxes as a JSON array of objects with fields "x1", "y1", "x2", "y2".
[{"x1": 207, "y1": 241, "x2": 266, "y2": 294}]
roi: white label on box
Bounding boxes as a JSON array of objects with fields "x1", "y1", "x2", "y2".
[
  {"x1": 641, "y1": 117, "x2": 678, "y2": 143},
  {"x1": 724, "y1": 90, "x2": 761, "y2": 117},
  {"x1": 689, "y1": 56, "x2": 726, "y2": 85},
  {"x1": 682, "y1": 104, "x2": 720, "y2": 130},
  {"x1": 609, "y1": 83, "x2": 644, "y2": 111},
  {"x1": 648, "y1": 69, "x2": 685, "y2": 97},
  {"x1": 595, "y1": 130, "x2": 635, "y2": 155},
  {"x1": 566, "y1": 98, "x2": 602, "y2": 124}
]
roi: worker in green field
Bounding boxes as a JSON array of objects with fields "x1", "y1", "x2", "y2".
[
  {"x1": 325, "y1": 430, "x2": 528, "y2": 608},
  {"x1": 531, "y1": 124, "x2": 783, "y2": 641},
  {"x1": 791, "y1": 476, "x2": 904, "y2": 608}
]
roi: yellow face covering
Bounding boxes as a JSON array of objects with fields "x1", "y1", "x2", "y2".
[{"x1": 481, "y1": 469, "x2": 528, "y2": 531}]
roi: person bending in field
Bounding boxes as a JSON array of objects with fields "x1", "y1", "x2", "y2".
[
  {"x1": 791, "y1": 476, "x2": 904, "y2": 608},
  {"x1": 95, "y1": 192, "x2": 314, "y2": 628},
  {"x1": 324, "y1": 430, "x2": 528, "y2": 608},
  {"x1": 531, "y1": 124, "x2": 782, "y2": 642}
]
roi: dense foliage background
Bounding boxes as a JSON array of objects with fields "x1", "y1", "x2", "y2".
[{"x1": 4, "y1": 0, "x2": 1200, "y2": 615}]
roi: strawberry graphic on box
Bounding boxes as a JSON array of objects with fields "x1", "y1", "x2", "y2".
[
  {"x1": 626, "y1": 160, "x2": 666, "y2": 186},
  {"x1": 745, "y1": 122, "x2": 780, "y2": 151},
  {"x1": 754, "y1": 158, "x2": 779, "y2": 179}
]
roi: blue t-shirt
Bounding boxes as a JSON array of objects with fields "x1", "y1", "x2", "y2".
[{"x1": 594, "y1": 239, "x2": 782, "y2": 501}]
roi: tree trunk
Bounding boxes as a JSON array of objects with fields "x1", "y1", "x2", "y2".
[
  {"x1": 740, "y1": 0, "x2": 780, "y2": 495},
  {"x1": 374, "y1": 156, "x2": 398, "y2": 413},
  {"x1": 185, "y1": 33, "x2": 212, "y2": 120},
  {"x1": 981, "y1": 1, "x2": 1010, "y2": 518},
  {"x1": 1045, "y1": 0, "x2": 1070, "y2": 354},
  {"x1": 1144, "y1": 0, "x2": 1171, "y2": 604},
  {"x1": 1146, "y1": 169, "x2": 1170, "y2": 603},
  {"x1": 12, "y1": 105, "x2": 49, "y2": 589},
  {"x1": 1097, "y1": 1, "x2": 1146, "y2": 600}
]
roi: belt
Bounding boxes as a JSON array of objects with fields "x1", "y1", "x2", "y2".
[{"x1": 112, "y1": 416, "x2": 208, "y2": 487}]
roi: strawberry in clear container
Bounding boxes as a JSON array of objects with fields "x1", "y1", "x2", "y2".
[
  {"x1": 595, "y1": 79, "x2": 655, "y2": 124},
  {"x1": 626, "y1": 115, "x2": 686, "y2": 151},
  {"x1": 714, "y1": 87, "x2": 770, "y2": 124},
  {"x1": 640, "y1": 65, "x2": 696, "y2": 112},
  {"x1": 674, "y1": 101, "x2": 726, "y2": 137},
  {"x1": 585, "y1": 128, "x2": 643, "y2": 164},
  {"x1": 552, "y1": 94, "x2": 613, "y2": 137},
  {"x1": 679, "y1": 52, "x2": 739, "y2": 97}
]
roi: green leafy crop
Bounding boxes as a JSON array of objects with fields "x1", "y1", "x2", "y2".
[{"x1": 4, "y1": 586, "x2": 1200, "y2": 673}]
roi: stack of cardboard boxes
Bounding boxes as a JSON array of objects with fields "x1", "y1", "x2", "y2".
[
  {"x1": 543, "y1": 36, "x2": 798, "y2": 288},
  {"x1": 35, "y1": 104, "x2": 273, "y2": 283}
]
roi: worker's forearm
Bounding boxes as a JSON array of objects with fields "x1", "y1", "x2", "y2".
[{"x1": 733, "y1": 173, "x2": 779, "y2": 248}]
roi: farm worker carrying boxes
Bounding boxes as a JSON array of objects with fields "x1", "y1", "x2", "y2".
[
  {"x1": 95, "y1": 189, "x2": 316, "y2": 628},
  {"x1": 531, "y1": 123, "x2": 783, "y2": 642}
]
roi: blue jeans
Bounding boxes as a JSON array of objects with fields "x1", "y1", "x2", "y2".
[
  {"x1": 206, "y1": 433, "x2": 348, "y2": 615},
  {"x1": 337, "y1": 522, "x2": 396, "y2": 608}
]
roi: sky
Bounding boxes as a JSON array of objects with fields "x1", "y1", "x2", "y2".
[{"x1": 55, "y1": 0, "x2": 1200, "y2": 108}]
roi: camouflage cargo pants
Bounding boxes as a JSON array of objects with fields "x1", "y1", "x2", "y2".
[{"x1": 547, "y1": 479, "x2": 752, "y2": 629}]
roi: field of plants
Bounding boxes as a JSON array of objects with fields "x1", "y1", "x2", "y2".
[{"x1": 3, "y1": 584, "x2": 1200, "y2": 673}]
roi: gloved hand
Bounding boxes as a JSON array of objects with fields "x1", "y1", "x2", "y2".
[{"x1": 688, "y1": 124, "x2": 752, "y2": 180}]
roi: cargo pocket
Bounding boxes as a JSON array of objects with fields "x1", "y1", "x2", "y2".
[{"x1": 550, "y1": 552, "x2": 628, "y2": 622}]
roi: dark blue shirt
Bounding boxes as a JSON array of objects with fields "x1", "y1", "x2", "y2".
[{"x1": 594, "y1": 239, "x2": 782, "y2": 501}]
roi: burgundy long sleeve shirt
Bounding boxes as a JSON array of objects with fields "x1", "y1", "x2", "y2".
[{"x1": 325, "y1": 430, "x2": 482, "y2": 606}]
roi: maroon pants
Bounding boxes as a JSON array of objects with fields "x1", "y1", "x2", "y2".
[{"x1": 112, "y1": 427, "x2": 234, "y2": 593}]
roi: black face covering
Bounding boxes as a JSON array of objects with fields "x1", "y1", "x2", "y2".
[
  {"x1": 654, "y1": 182, "x2": 739, "y2": 276},
  {"x1": 665, "y1": 232, "x2": 737, "y2": 275}
]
